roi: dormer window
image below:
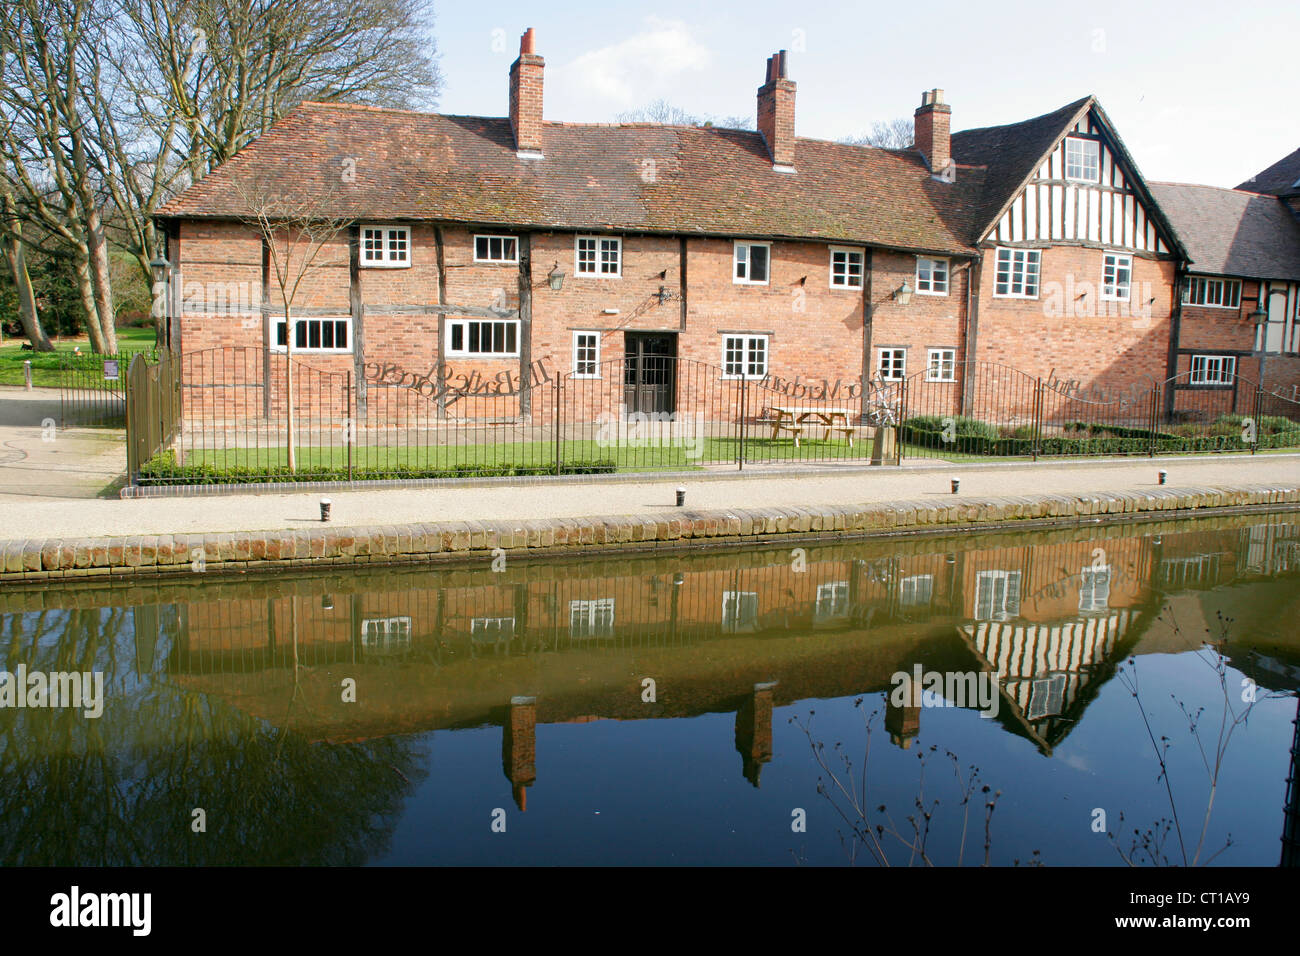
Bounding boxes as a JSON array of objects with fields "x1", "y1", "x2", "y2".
[{"x1": 1064, "y1": 137, "x2": 1100, "y2": 182}]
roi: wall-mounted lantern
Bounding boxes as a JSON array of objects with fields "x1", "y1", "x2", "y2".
[
  {"x1": 893, "y1": 280, "x2": 914, "y2": 306},
  {"x1": 547, "y1": 262, "x2": 565, "y2": 292},
  {"x1": 149, "y1": 253, "x2": 170, "y2": 285}
]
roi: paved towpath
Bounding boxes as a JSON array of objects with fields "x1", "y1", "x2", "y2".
[
  {"x1": 0, "y1": 387, "x2": 124, "y2": 501},
  {"x1": 1, "y1": 452, "x2": 1296, "y2": 542}
]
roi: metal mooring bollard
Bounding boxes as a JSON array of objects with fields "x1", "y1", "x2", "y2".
[
  {"x1": 675, "y1": 486, "x2": 686, "y2": 507},
  {"x1": 951, "y1": 478, "x2": 960, "y2": 494},
  {"x1": 320, "y1": 498, "x2": 332, "y2": 521},
  {"x1": 1158, "y1": 471, "x2": 1168, "y2": 485}
]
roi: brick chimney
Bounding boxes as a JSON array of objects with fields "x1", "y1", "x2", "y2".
[
  {"x1": 914, "y1": 89, "x2": 951, "y2": 177},
  {"x1": 757, "y1": 50, "x2": 796, "y2": 172},
  {"x1": 509, "y1": 28, "x2": 544, "y2": 157}
]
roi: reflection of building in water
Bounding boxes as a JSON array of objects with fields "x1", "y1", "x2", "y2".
[
  {"x1": 961, "y1": 610, "x2": 1142, "y2": 754},
  {"x1": 156, "y1": 520, "x2": 1297, "y2": 797}
]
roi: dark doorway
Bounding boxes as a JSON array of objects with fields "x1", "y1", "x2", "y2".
[{"x1": 623, "y1": 333, "x2": 677, "y2": 415}]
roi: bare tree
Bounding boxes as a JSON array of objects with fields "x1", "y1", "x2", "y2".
[
  {"x1": 0, "y1": 187, "x2": 53, "y2": 350},
  {"x1": 0, "y1": 0, "x2": 120, "y2": 352},
  {"x1": 841, "y1": 117, "x2": 914, "y2": 150},
  {"x1": 232, "y1": 176, "x2": 349, "y2": 472},
  {"x1": 617, "y1": 98, "x2": 754, "y2": 130}
]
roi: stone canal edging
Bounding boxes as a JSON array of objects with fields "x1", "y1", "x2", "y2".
[{"x1": 3, "y1": 482, "x2": 1299, "y2": 583}]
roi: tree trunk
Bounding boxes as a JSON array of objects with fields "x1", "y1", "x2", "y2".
[
  {"x1": 2, "y1": 224, "x2": 53, "y2": 351},
  {"x1": 84, "y1": 207, "x2": 118, "y2": 353},
  {"x1": 73, "y1": 251, "x2": 107, "y2": 355},
  {"x1": 285, "y1": 308, "x2": 296, "y2": 472}
]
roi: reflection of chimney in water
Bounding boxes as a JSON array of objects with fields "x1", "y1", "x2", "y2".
[
  {"x1": 734, "y1": 682, "x2": 778, "y2": 787},
  {"x1": 502, "y1": 695, "x2": 537, "y2": 811},
  {"x1": 886, "y1": 689, "x2": 921, "y2": 750}
]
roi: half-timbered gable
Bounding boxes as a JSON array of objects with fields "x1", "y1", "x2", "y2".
[{"x1": 958, "y1": 100, "x2": 1181, "y2": 259}]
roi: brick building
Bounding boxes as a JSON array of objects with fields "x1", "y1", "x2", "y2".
[{"x1": 154, "y1": 28, "x2": 1298, "y2": 428}]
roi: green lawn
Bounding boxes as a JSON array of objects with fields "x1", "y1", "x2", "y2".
[
  {"x1": 0, "y1": 327, "x2": 157, "y2": 388},
  {"x1": 178, "y1": 435, "x2": 871, "y2": 474}
]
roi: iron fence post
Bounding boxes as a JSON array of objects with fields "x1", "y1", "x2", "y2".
[
  {"x1": 1033, "y1": 377, "x2": 1042, "y2": 461},
  {"x1": 738, "y1": 374, "x2": 747, "y2": 471},
  {"x1": 553, "y1": 374, "x2": 562, "y2": 476},
  {"x1": 1148, "y1": 383, "x2": 1159, "y2": 457}
]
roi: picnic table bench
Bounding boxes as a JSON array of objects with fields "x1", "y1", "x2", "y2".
[{"x1": 768, "y1": 406, "x2": 856, "y2": 447}]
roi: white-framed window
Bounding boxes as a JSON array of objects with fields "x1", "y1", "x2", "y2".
[
  {"x1": 572, "y1": 331, "x2": 600, "y2": 378},
  {"x1": 473, "y1": 234, "x2": 518, "y2": 263},
  {"x1": 471, "y1": 617, "x2": 516, "y2": 642},
  {"x1": 1064, "y1": 136, "x2": 1100, "y2": 182},
  {"x1": 925, "y1": 348, "x2": 956, "y2": 382},
  {"x1": 1027, "y1": 674, "x2": 1067, "y2": 720},
  {"x1": 733, "y1": 241, "x2": 771, "y2": 285},
  {"x1": 722, "y1": 334, "x2": 768, "y2": 379},
  {"x1": 916, "y1": 257, "x2": 949, "y2": 295},
  {"x1": 814, "y1": 581, "x2": 850, "y2": 622},
  {"x1": 877, "y1": 347, "x2": 906, "y2": 381},
  {"x1": 722, "y1": 590, "x2": 759, "y2": 633},
  {"x1": 1182, "y1": 276, "x2": 1242, "y2": 309},
  {"x1": 1101, "y1": 253, "x2": 1132, "y2": 301},
  {"x1": 975, "y1": 570, "x2": 1021, "y2": 621},
  {"x1": 273, "y1": 315, "x2": 351, "y2": 353},
  {"x1": 1078, "y1": 565, "x2": 1111, "y2": 613},
  {"x1": 899, "y1": 574, "x2": 933, "y2": 607},
  {"x1": 360, "y1": 225, "x2": 410, "y2": 267},
  {"x1": 445, "y1": 318, "x2": 520, "y2": 357},
  {"x1": 569, "y1": 598, "x2": 615, "y2": 638},
  {"x1": 994, "y1": 248, "x2": 1040, "y2": 298},
  {"x1": 360, "y1": 616, "x2": 412, "y2": 653},
  {"x1": 575, "y1": 235, "x2": 621, "y2": 276},
  {"x1": 1189, "y1": 354, "x2": 1236, "y2": 386},
  {"x1": 829, "y1": 247, "x2": 864, "y2": 288}
]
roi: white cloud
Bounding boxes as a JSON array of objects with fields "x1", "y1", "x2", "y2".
[{"x1": 550, "y1": 17, "x2": 712, "y2": 110}]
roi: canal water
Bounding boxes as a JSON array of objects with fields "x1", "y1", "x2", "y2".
[{"x1": 2, "y1": 513, "x2": 1298, "y2": 866}]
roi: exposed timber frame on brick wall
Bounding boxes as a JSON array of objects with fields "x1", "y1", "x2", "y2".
[
  {"x1": 434, "y1": 224, "x2": 449, "y2": 416},
  {"x1": 860, "y1": 248, "x2": 874, "y2": 421},
  {"x1": 349, "y1": 224, "x2": 366, "y2": 417},
  {"x1": 964, "y1": 254, "x2": 982, "y2": 414},
  {"x1": 678, "y1": 237, "x2": 688, "y2": 330},
  {"x1": 518, "y1": 232, "x2": 533, "y2": 418}
]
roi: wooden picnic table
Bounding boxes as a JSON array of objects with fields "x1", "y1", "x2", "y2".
[{"x1": 769, "y1": 406, "x2": 856, "y2": 447}]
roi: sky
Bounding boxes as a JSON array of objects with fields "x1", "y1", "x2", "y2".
[{"x1": 430, "y1": 0, "x2": 1298, "y2": 190}]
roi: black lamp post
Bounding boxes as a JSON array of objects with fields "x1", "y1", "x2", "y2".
[{"x1": 150, "y1": 253, "x2": 170, "y2": 348}]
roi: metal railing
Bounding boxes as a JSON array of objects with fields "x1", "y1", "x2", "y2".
[
  {"x1": 125, "y1": 348, "x2": 1300, "y2": 486},
  {"x1": 59, "y1": 347, "x2": 158, "y2": 427}
]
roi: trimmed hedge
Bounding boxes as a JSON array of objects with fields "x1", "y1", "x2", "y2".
[
  {"x1": 137, "y1": 451, "x2": 617, "y2": 485},
  {"x1": 902, "y1": 415, "x2": 1300, "y2": 457}
]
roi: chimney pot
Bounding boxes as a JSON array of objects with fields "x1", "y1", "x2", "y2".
[
  {"x1": 509, "y1": 28, "x2": 544, "y2": 156},
  {"x1": 757, "y1": 51, "x2": 797, "y2": 171},
  {"x1": 914, "y1": 88, "x2": 952, "y2": 176}
]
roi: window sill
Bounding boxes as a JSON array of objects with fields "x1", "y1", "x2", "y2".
[{"x1": 360, "y1": 261, "x2": 412, "y2": 269}]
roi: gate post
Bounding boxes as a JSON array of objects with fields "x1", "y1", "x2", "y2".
[
  {"x1": 1148, "y1": 383, "x2": 1159, "y2": 457},
  {"x1": 346, "y1": 369, "x2": 354, "y2": 481},
  {"x1": 1252, "y1": 384, "x2": 1263, "y2": 455}
]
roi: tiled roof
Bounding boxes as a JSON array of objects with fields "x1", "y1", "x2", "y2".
[
  {"x1": 1236, "y1": 147, "x2": 1300, "y2": 197},
  {"x1": 158, "y1": 102, "x2": 985, "y2": 256},
  {"x1": 1148, "y1": 182, "x2": 1300, "y2": 280},
  {"x1": 950, "y1": 96, "x2": 1092, "y2": 238}
]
